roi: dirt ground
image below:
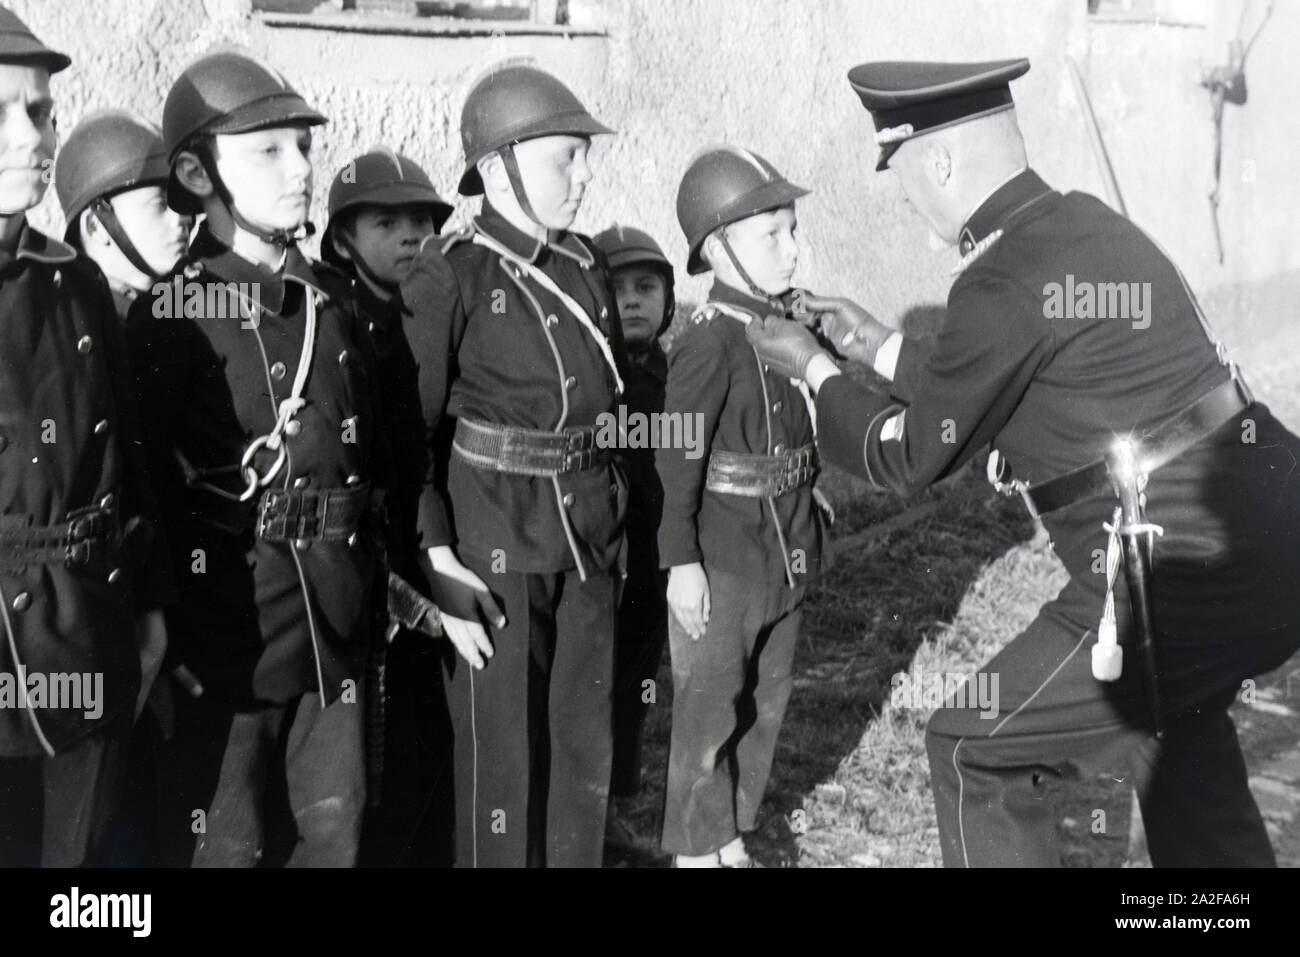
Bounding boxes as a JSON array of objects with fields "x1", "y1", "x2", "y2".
[{"x1": 605, "y1": 268, "x2": 1300, "y2": 868}]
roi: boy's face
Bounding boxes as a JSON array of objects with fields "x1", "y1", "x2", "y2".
[
  {"x1": 718, "y1": 204, "x2": 799, "y2": 296},
  {"x1": 610, "y1": 265, "x2": 666, "y2": 351},
  {"x1": 510, "y1": 133, "x2": 592, "y2": 230},
  {"x1": 339, "y1": 205, "x2": 437, "y2": 285},
  {"x1": 0, "y1": 64, "x2": 55, "y2": 216},
  {"x1": 211, "y1": 125, "x2": 314, "y2": 232},
  {"x1": 107, "y1": 184, "x2": 191, "y2": 275}
]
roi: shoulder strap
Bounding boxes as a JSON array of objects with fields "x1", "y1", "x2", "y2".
[{"x1": 472, "y1": 230, "x2": 624, "y2": 394}]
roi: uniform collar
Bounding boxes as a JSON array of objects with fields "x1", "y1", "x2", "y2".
[
  {"x1": 187, "y1": 223, "x2": 329, "y2": 314},
  {"x1": 474, "y1": 204, "x2": 595, "y2": 268},
  {"x1": 628, "y1": 339, "x2": 668, "y2": 378},
  {"x1": 0, "y1": 221, "x2": 76, "y2": 274},
  {"x1": 957, "y1": 168, "x2": 1056, "y2": 255},
  {"x1": 355, "y1": 276, "x2": 400, "y2": 327},
  {"x1": 707, "y1": 279, "x2": 790, "y2": 319}
]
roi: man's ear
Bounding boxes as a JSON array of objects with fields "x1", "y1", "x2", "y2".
[
  {"x1": 925, "y1": 142, "x2": 952, "y2": 188},
  {"x1": 174, "y1": 149, "x2": 216, "y2": 202}
]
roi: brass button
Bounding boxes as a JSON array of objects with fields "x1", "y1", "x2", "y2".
[
  {"x1": 77, "y1": 335, "x2": 93, "y2": 354},
  {"x1": 347, "y1": 532, "x2": 359, "y2": 548},
  {"x1": 293, "y1": 476, "x2": 310, "y2": 489},
  {"x1": 600, "y1": 306, "x2": 608, "y2": 319},
  {"x1": 564, "y1": 376, "x2": 577, "y2": 390},
  {"x1": 94, "y1": 419, "x2": 109, "y2": 435},
  {"x1": 53, "y1": 270, "x2": 62, "y2": 288},
  {"x1": 772, "y1": 401, "x2": 783, "y2": 414},
  {"x1": 294, "y1": 539, "x2": 311, "y2": 552},
  {"x1": 562, "y1": 492, "x2": 575, "y2": 508},
  {"x1": 107, "y1": 568, "x2": 123, "y2": 585},
  {"x1": 546, "y1": 313, "x2": 558, "y2": 327},
  {"x1": 99, "y1": 493, "x2": 115, "y2": 509},
  {"x1": 368, "y1": 322, "x2": 376, "y2": 333},
  {"x1": 346, "y1": 474, "x2": 362, "y2": 486},
  {"x1": 338, "y1": 350, "x2": 350, "y2": 365},
  {"x1": 284, "y1": 420, "x2": 302, "y2": 437},
  {"x1": 609, "y1": 483, "x2": 618, "y2": 496},
  {"x1": 270, "y1": 361, "x2": 287, "y2": 380},
  {"x1": 11, "y1": 592, "x2": 31, "y2": 612},
  {"x1": 773, "y1": 443, "x2": 785, "y2": 455}
]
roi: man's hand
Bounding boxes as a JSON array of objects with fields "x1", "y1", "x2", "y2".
[
  {"x1": 133, "y1": 610, "x2": 167, "y2": 723},
  {"x1": 667, "y1": 562, "x2": 710, "y2": 641},
  {"x1": 744, "y1": 315, "x2": 829, "y2": 382},
  {"x1": 800, "y1": 294, "x2": 892, "y2": 365},
  {"x1": 419, "y1": 545, "x2": 505, "y2": 670}
]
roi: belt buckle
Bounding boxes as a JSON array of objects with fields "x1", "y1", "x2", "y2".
[
  {"x1": 257, "y1": 491, "x2": 286, "y2": 540},
  {"x1": 565, "y1": 448, "x2": 592, "y2": 472}
]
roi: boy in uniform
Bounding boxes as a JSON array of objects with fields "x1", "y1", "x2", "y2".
[
  {"x1": 592, "y1": 224, "x2": 673, "y2": 847},
  {"x1": 128, "y1": 49, "x2": 387, "y2": 867},
  {"x1": 0, "y1": 7, "x2": 172, "y2": 867},
  {"x1": 400, "y1": 64, "x2": 627, "y2": 868},
  {"x1": 322, "y1": 148, "x2": 455, "y2": 864},
  {"x1": 56, "y1": 110, "x2": 191, "y2": 321},
  {"x1": 657, "y1": 146, "x2": 827, "y2": 868}
]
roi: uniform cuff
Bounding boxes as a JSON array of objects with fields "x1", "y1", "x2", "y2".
[{"x1": 873, "y1": 331, "x2": 904, "y2": 381}]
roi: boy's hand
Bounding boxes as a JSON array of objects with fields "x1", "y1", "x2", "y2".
[
  {"x1": 800, "y1": 294, "x2": 892, "y2": 364},
  {"x1": 667, "y1": 562, "x2": 710, "y2": 641},
  {"x1": 745, "y1": 315, "x2": 828, "y2": 381},
  {"x1": 420, "y1": 546, "x2": 505, "y2": 670},
  {"x1": 133, "y1": 610, "x2": 168, "y2": 723}
]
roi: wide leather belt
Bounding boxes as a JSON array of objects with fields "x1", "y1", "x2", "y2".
[
  {"x1": 452, "y1": 417, "x2": 609, "y2": 477},
  {"x1": 706, "y1": 444, "x2": 818, "y2": 498},
  {"x1": 255, "y1": 483, "x2": 370, "y2": 543},
  {"x1": 1025, "y1": 376, "x2": 1253, "y2": 516},
  {"x1": 0, "y1": 505, "x2": 119, "y2": 570}
]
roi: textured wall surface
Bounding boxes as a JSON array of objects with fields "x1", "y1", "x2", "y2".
[{"x1": 15, "y1": 0, "x2": 1297, "y2": 324}]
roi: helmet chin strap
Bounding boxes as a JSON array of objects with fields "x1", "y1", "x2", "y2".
[
  {"x1": 229, "y1": 203, "x2": 315, "y2": 248},
  {"x1": 500, "y1": 143, "x2": 556, "y2": 242},
  {"x1": 200, "y1": 149, "x2": 314, "y2": 249},
  {"x1": 719, "y1": 226, "x2": 782, "y2": 308},
  {"x1": 89, "y1": 197, "x2": 159, "y2": 282},
  {"x1": 336, "y1": 233, "x2": 398, "y2": 298}
]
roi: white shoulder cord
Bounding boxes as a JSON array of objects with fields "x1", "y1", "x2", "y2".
[{"x1": 471, "y1": 232, "x2": 624, "y2": 395}]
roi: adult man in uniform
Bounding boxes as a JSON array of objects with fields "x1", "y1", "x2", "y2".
[
  {"x1": 746, "y1": 58, "x2": 1300, "y2": 866},
  {"x1": 0, "y1": 6, "x2": 171, "y2": 867},
  {"x1": 401, "y1": 65, "x2": 627, "y2": 868}
]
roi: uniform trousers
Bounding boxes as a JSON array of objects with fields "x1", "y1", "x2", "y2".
[
  {"x1": 157, "y1": 686, "x2": 365, "y2": 867},
  {"x1": 611, "y1": 545, "x2": 668, "y2": 797},
  {"x1": 926, "y1": 573, "x2": 1295, "y2": 867},
  {"x1": 661, "y1": 566, "x2": 805, "y2": 857},
  {"x1": 442, "y1": 556, "x2": 617, "y2": 868},
  {"x1": 0, "y1": 716, "x2": 128, "y2": 867}
]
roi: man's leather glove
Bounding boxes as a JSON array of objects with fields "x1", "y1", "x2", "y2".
[
  {"x1": 745, "y1": 314, "x2": 830, "y2": 381},
  {"x1": 800, "y1": 294, "x2": 892, "y2": 365}
]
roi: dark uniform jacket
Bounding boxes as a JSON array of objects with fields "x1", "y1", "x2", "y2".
[
  {"x1": 400, "y1": 207, "x2": 628, "y2": 579},
  {"x1": 817, "y1": 170, "x2": 1300, "y2": 698},
  {"x1": 354, "y1": 281, "x2": 427, "y2": 582},
  {"x1": 1, "y1": 225, "x2": 172, "y2": 756},
  {"x1": 657, "y1": 282, "x2": 826, "y2": 588},
  {"x1": 126, "y1": 225, "x2": 384, "y2": 707},
  {"x1": 620, "y1": 343, "x2": 667, "y2": 572}
]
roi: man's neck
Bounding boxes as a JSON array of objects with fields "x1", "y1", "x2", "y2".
[
  {"x1": 0, "y1": 213, "x2": 25, "y2": 253},
  {"x1": 356, "y1": 269, "x2": 396, "y2": 304},
  {"x1": 959, "y1": 164, "x2": 1028, "y2": 233},
  {"x1": 204, "y1": 205, "x2": 290, "y2": 272},
  {"x1": 713, "y1": 274, "x2": 786, "y2": 308}
]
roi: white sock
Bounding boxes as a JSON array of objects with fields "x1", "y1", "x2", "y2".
[
  {"x1": 718, "y1": 836, "x2": 748, "y2": 866},
  {"x1": 674, "y1": 851, "x2": 721, "y2": 868}
]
